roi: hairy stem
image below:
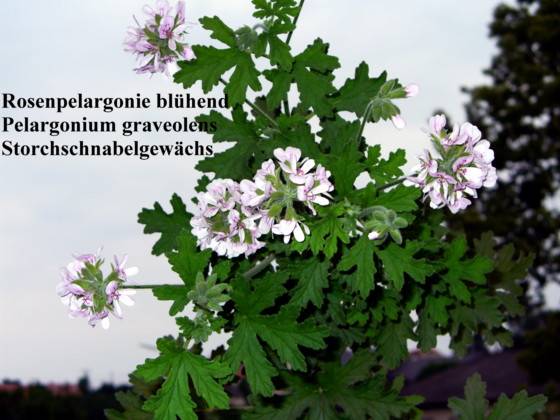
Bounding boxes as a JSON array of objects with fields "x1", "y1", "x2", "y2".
[
  {"x1": 243, "y1": 254, "x2": 277, "y2": 279},
  {"x1": 124, "y1": 284, "x2": 180, "y2": 290},
  {"x1": 375, "y1": 176, "x2": 408, "y2": 191},
  {"x1": 219, "y1": 78, "x2": 279, "y2": 128},
  {"x1": 355, "y1": 100, "x2": 375, "y2": 143},
  {"x1": 125, "y1": 254, "x2": 277, "y2": 290},
  {"x1": 245, "y1": 98, "x2": 279, "y2": 128},
  {"x1": 286, "y1": 0, "x2": 306, "y2": 45}
]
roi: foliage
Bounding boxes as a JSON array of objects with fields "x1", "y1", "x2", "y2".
[
  {"x1": 448, "y1": 373, "x2": 547, "y2": 419},
  {"x1": 110, "y1": 1, "x2": 548, "y2": 418}
]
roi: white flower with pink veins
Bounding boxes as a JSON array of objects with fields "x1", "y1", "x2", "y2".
[
  {"x1": 272, "y1": 219, "x2": 310, "y2": 244},
  {"x1": 57, "y1": 252, "x2": 138, "y2": 329},
  {"x1": 191, "y1": 179, "x2": 265, "y2": 258},
  {"x1": 273, "y1": 147, "x2": 316, "y2": 184},
  {"x1": 412, "y1": 114, "x2": 498, "y2": 213},
  {"x1": 240, "y1": 160, "x2": 276, "y2": 207},
  {"x1": 297, "y1": 169, "x2": 333, "y2": 215}
]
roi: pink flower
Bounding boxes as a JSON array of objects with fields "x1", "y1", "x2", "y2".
[
  {"x1": 443, "y1": 122, "x2": 481, "y2": 148},
  {"x1": 240, "y1": 160, "x2": 275, "y2": 207},
  {"x1": 391, "y1": 114, "x2": 406, "y2": 129},
  {"x1": 191, "y1": 179, "x2": 265, "y2": 258},
  {"x1": 423, "y1": 173, "x2": 455, "y2": 209},
  {"x1": 272, "y1": 219, "x2": 310, "y2": 243},
  {"x1": 473, "y1": 140, "x2": 495, "y2": 165},
  {"x1": 297, "y1": 172, "x2": 332, "y2": 215},
  {"x1": 368, "y1": 230, "x2": 381, "y2": 240},
  {"x1": 413, "y1": 116, "x2": 497, "y2": 213},
  {"x1": 429, "y1": 114, "x2": 447, "y2": 137},
  {"x1": 274, "y1": 147, "x2": 301, "y2": 173},
  {"x1": 200, "y1": 179, "x2": 239, "y2": 217},
  {"x1": 447, "y1": 190, "x2": 472, "y2": 214},
  {"x1": 273, "y1": 147, "x2": 316, "y2": 184},
  {"x1": 182, "y1": 45, "x2": 196, "y2": 60},
  {"x1": 192, "y1": 148, "x2": 336, "y2": 252},
  {"x1": 258, "y1": 212, "x2": 274, "y2": 235},
  {"x1": 57, "y1": 252, "x2": 138, "y2": 329},
  {"x1": 125, "y1": 1, "x2": 194, "y2": 75},
  {"x1": 405, "y1": 84, "x2": 419, "y2": 97},
  {"x1": 409, "y1": 150, "x2": 438, "y2": 186},
  {"x1": 482, "y1": 166, "x2": 497, "y2": 188},
  {"x1": 113, "y1": 255, "x2": 139, "y2": 281}
]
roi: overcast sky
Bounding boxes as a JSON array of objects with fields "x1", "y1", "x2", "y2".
[{"x1": 1, "y1": 0, "x2": 542, "y2": 387}]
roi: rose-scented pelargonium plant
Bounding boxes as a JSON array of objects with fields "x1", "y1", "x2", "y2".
[{"x1": 56, "y1": 0, "x2": 549, "y2": 418}]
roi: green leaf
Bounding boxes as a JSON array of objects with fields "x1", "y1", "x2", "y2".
[
  {"x1": 306, "y1": 203, "x2": 351, "y2": 258},
  {"x1": 196, "y1": 107, "x2": 263, "y2": 179},
  {"x1": 268, "y1": 34, "x2": 293, "y2": 70},
  {"x1": 135, "y1": 338, "x2": 230, "y2": 420},
  {"x1": 290, "y1": 260, "x2": 330, "y2": 308},
  {"x1": 138, "y1": 194, "x2": 190, "y2": 256},
  {"x1": 448, "y1": 291, "x2": 508, "y2": 356},
  {"x1": 152, "y1": 285, "x2": 189, "y2": 316},
  {"x1": 225, "y1": 53, "x2": 263, "y2": 106},
  {"x1": 424, "y1": 295, "x2": 453, "y2": 326},
  {"x1": 367, "y1": 146, "x2": 407, "y2": 186},
  {"x1": 264, "y1": 69, "x2": 292, "y2": 108},
  {"x1": 442, "y1": 236, "x2": 494, "y2": 303},
  {"x1": 252, "y1": 0, "x2": 299, "y2": 28},
  {"x1": 448, "y1": 373, "x2": 488, "y2": 420},
  {"x1": 250, "y1": 351, "x2": 422, "y2": 419},
  {"x1": 175, "y1": 46, "x2": 236, "y2": 92},
  {"x1": 448, "y1": 373, "x2": 547, "y2": 420},
  {"x1": 367, "y1": 79, "x2": 406, "y2": 123},
  {"x1": 488, "y1": 391, "x2": 547, "y2": 420},
  {"x1": 166, "y1": 230, "x2": 211, "y2": 287},
  {"x1": 332, "y1": 62, "x2": 387, "y2": 116},
  {"x1": 376, "y1": 315, "x2": 415, "y2": 368},
  {"x1": 339, "y1": 236, "x2": 377, "y2": 298},
  {"x1": 293, "y1": 64, "x2": 336, "y2": 117},
  {"x1": 225, "y1": 275, "x2": 328, "y2": 396},
  {"x1": 377, "y1": 241, "x2": 434, "y2": 291},
  {"x1": 225, "y1": 319, "x2": 278, "y2": 396},
  {"x1": 318, "y1": 118, "x2": 365, "y2": 197},
  {"x1": 175, "y1": 45, "x2": 261, "y2": 105},
  {"x1": 293, "y1": 39, "x2": 340, "y2": 116},
  {"x1": 105, "y1": 390, "x2": 152, "y2": 420},
  {"x1": 417, "y1": 311, "x2": 438, "y2": 352},
  {"x1": 200, "y1": 16, "x2": 237, "y2": 47},
  {"x1": 475, "y1": 232, "x2": 533, "y2": 316},
  {"x1": 371, "y1": 185, "x2": 421, "y2": 213}
]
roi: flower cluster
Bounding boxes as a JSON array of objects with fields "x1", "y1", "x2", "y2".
[
  {"x1": 409, "y1": 114, "x2": 497, "y2": 213},
  {"x1": 124, "y1": 0, "x2": 194, "y2": 75},
  {"x1": 56, "y1": 252, "x2": 138, "y2": 329},
  {"x1": 191, "y1": 147, "x2": 334, "y2": 257}
]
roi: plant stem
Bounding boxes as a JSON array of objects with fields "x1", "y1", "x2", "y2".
[
  {"x1": 243, "y1": 254, "x2": 276, "y2": 279},
  {"x1": 355, "y1": 100, "x2": 374, "y2": 143},
  {"x1": 247, "y1": 99, "x2": 279, "y2": 128},
  {"x1": 126, "y1": 254, "x2": 277, "y2": 290},
  {"x1": 219, "y1": 78, "x2": 279, "y2": 128},
  {"x1": 286, "y1": 0, "x2": 306, "y2": 45},
  {"x1": 375, "y1": 176, "x2": 407, "y2": 191},
  {"x1": 125, "y1": 284, "x2": 181, "y2": 290}
]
